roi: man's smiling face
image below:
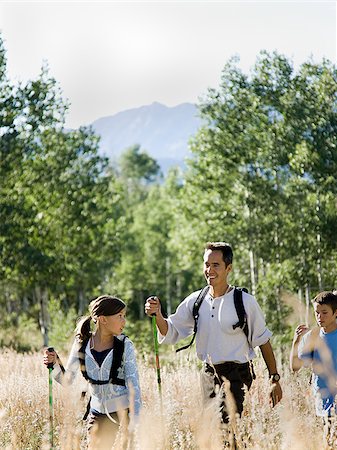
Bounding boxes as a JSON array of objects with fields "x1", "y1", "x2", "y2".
[{"x1": 203, "y1": 249, "x2": 232, "y2": 292}]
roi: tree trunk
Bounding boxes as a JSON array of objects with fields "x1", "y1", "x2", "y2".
[
  {"x1": 298, "y1": 288, "x2": 304, "y2": 323},
  {"x1": 138, "y1": 291, "x2": 144, "y2": 320},
  {"x1": 273, "y1": 179, "x2": 282, "y2": 327},
  {"x1": 78, "y1": 288, "x2": 86, "y2": 315},
  {"x1": 249, "y1": 249, "x2": 257, "y2": 296},
  {"x1": 276, "y1": 285, "x2": 282, "y2": 329},
  {"x1": 316, "y1": 194, "x2": 323, "y2": 291},
  {"x1": 247, "y1": 197, "x2": 257, "y2": 296},
  {"x1": 166, "y1": 256, "x2": 172, "y2": 316},
  {"x1": 5, "y1": 289, "x2": 18, "y2": 326},
  {"x1": 176, "y1": 274, "x2": 182, "y2": 308},
  {"x1": 36, "y1": 285, "x2": 49, "y2": 347},
  {"x1": 22, "y1": 293, "x2": 29, "y2": 312},
  {"x1": 305, "y1": 284, "x2": 311, "y2": 327}
]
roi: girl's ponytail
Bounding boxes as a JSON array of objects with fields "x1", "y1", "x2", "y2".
[
  {"x1": 75, "y1": 315, "x2": 92, "y2": 344},
  {"x1": 75, "y1": 295, "x2": 126, "y2": 344}
]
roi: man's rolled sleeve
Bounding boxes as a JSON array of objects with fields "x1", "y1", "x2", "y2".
[
  {"x1": 251, "y1": 328, "x2": 272, "y2": 348},
  {"x1": 247, "y1": 294, "x2": 273, "y2": 348}
]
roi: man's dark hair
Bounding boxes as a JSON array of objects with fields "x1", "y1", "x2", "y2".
[
  {"x1": 205, "y1": 241, "x2": 233, "y2": 266},
  {"x1": 312, "y1": 291, "x2": 337, "y2": 313}
]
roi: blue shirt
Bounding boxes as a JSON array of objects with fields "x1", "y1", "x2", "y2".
[{"x1": 299, "y1": 328, "x2": 337, "y2": 416}]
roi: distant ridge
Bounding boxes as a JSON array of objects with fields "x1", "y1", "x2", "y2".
[{"x1": 91, "y1": 102, "x2": 202, "y2": 173}]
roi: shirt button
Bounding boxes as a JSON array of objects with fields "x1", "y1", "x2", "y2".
[
  {"x1": 212, "y1": 306, "x2": 215, "y2": 309},
  {"x1": 211, "y1": 315, "x2": 214, "y2": 317}
]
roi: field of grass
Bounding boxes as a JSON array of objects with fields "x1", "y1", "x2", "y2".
[{"x1": 0, "y1": 348, "x2": 333, "y2": 449}]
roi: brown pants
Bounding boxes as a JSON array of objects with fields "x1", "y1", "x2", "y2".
[
  {"x1": 87, "y1": 409, "x2": 129, "y2": 450},
  {"x1": 202, "y1": 362, "x2": 253, "y2": 423}
]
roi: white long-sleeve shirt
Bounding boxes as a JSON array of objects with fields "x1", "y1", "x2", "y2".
[
  {"x1": 159, "y1": 288, "x2": 272, "y2": 364},
  {"x1": 53, "y1": 335, "x2": 142, "y2": 416}
]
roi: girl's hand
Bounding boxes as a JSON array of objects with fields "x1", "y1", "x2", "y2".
[{"x1": 43, "y1": 348, "x2": 56, "y2": 367}]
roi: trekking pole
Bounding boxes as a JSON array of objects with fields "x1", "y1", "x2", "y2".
[
  {"x1": 150, "y1": 299, "x2": 166, "y2": 445},
  {"x1": 47, "y1": 347, "x2": 54, "y2": 449},
  {"x1": 152, "y1": 315, "x2": 162, "y2": 394},
  {"x1": 150, "y1": 298, "x2": 162, "y2": 395}
]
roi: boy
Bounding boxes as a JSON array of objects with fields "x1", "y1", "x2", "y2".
[{"x1": 290, "y1": 291, "x2": 337, "y2": 442}]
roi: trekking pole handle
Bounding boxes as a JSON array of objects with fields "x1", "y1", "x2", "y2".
[
  {"x1": 148, "y1": 295, "x2": 159, "y2": 317},
  {"x1": 47, "y1": 347, "x2": 55, "y2": 370}
]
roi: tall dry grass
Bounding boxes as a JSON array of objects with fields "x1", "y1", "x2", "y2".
[{"x1": 0, "y1": 349, "x2": 334, "y2": 449}]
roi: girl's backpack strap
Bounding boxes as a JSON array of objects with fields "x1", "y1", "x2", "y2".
[
  {"x1": 78, "y1": 334, "x2": 126, "y2": 386},
  {"x1": 109, "y1": 335, "x2": 126, "y2": 384}
]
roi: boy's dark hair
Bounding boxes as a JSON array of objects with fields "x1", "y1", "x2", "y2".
[
  {"x1": 205, "y1": 241, "x2": 233, "y2": 267},
  {"x1": 312, "y1": 291, "x2": 337, "y2": 313}
]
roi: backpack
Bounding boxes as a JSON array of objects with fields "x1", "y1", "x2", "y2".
[
  {"x1": 176, "y1": 286, "x2": 249, "y2": 353},
  {"x1": 78, "y1": 334, "x2": 126, "y2": 386}
]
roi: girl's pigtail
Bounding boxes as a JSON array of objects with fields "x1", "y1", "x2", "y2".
[{"x1": 75, "y1": 315, "x2": 92, "y2": 344}]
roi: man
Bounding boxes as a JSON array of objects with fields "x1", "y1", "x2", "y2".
[{"x1": 145, "y1": 241, "x2": 282, "y2": 422}]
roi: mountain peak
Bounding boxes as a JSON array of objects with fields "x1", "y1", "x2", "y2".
[{"x1": 91, "y1": 102, "x2": 202, "y2": 171}]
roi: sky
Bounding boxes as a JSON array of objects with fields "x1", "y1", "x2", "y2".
[{"x1": 0, "y1": 1, "x2": 336, "y2": 129}]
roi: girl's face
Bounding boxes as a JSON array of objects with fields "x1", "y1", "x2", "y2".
[{"x1": 103, "y1": 308, "x2": 127, "y2": 335}]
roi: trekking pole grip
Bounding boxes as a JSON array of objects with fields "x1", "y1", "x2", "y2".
[
  {"x1": 47, "y1": 347, "x2": 54, "y2": 370},
  {"x1": 149, "y1": 295, "x2": 158, "y2": 317}
]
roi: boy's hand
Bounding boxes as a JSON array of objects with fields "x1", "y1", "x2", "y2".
[{"x1": 293, "y1": 324, "x2": 309, "y2": 341}]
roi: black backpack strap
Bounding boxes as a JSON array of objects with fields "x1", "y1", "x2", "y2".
[
  {"x1": 78, "y1": 334, "x2": 126, "y2": 386},
  {"x1": 109, "y1": 335, "x2": 126, "y2": 385},
  {"x1": 232, "y1": 287, "x2": 249, "y2": 341},
  {"x1": 51, "y1": 351, "x2": 66, "y2": 374},
  {"x1": 82, "y1": 396, "x2": 91, "y2": 421},
  {"x1": 176, "y1": 286, "x2": 210, "y2": 353}
]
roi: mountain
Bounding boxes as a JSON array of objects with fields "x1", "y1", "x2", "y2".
[{"x1": 91, "y1": 102, "x2": 203, "y2": 173}]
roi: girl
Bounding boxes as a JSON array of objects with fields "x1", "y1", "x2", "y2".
[{"x1": 44, "y1": 295, "x2": 141, "y2": 450}]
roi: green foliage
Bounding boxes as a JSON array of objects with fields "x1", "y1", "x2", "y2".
[
  {"x1": 119, "y1": 144, "x2": 161, "y2": 184},
  {"x1": 171, "y1": 51, "x2": 337, "y2": 332},
  {"x1": 0, "y1": 313, "x2": 42, "y2": 352},
  {"x1": 1, "y1": 27, "x2": 337, "y2": 349},
  {"x1": 105, "y1": 163, "x2": 188, "y2": 318},
  {"x1": 255, "y1": 263, "x2": 292, "y2": 334},
  {"x1": 124, "y1": 318, "x2": 155, "y2": 355},
  {"x1": 48, "y1": 297, "x2": 78, "y2": 352},
  {"x1": 0, "y1": 33, "x2": 127, "y2": 341}
]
